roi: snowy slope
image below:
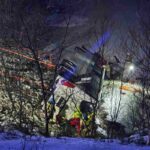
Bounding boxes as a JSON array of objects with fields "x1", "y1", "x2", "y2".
[{"x1": 0, "y1": 132, "x2": 149, "y2": 150}]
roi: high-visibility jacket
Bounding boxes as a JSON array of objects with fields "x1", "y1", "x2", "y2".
[
  {"x1": 84, "y1": 113, "x2": 93, "y2": 126},
  {"x1": 72, "y1": 109, "x2": 82, "y2": 119}
]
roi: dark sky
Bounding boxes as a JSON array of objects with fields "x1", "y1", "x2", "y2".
[
  {"x1": 2, "y1": 0, "x2": 147, "y2": 56},
  {"x1": 115, "y1": 0, "x2": 138, "y2": 26},
  {"x1": 30, "y1": 0, "x2": 141, "y2": 59},
  {"x1": 25, "y1": 0, "x2": 138, "y2": 27}
]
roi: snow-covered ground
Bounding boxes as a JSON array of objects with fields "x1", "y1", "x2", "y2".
[{"x1": 0, "y1": 131, "x2": 149, "y2": 150}]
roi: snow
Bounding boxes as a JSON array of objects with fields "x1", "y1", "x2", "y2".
[{"x1": 0, "y1": 132, "x2": 149, "y2": 150}]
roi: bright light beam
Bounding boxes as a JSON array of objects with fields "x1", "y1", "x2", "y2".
[{"x1": 89, "y1": 31, "x2": 110, "y2": 53}]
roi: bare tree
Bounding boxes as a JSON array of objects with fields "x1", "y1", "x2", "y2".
[
  {"x1": 126, "y1": 0, "x2": 150, "y2": 132},
  {"x1": 0, "y1": 0, "x2": 73, "y2": 136},
  {"x1": 87, "y1": 0, "x2": 115, "y2": 137}
]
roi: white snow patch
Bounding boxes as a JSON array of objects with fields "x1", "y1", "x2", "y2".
[{"x1": 0, "y1": 132, "x2": 149, "y2": 150}]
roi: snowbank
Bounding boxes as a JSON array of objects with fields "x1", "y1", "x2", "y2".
[{"x1": 0, "y1": 131, "x2": 149, "y2": 150}]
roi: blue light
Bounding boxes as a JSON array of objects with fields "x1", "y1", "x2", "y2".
[{"x1": 90, "y1": 31, "x2": 110, "y2": 53}]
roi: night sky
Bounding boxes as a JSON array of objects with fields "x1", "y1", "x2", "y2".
[
  {"x1": 18, "y1": 0, "x2": 149, "y2": 66},
  {"x1": 22, "y1": 0, "x2": 139, "y2": 27},
  {"x1": 1, "y1": 0, "x2": 149, "y2": 57}
]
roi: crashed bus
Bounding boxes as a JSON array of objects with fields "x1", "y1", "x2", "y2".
[{"x1": 47, "y1": 47, "x2": 143, "y2": 136}]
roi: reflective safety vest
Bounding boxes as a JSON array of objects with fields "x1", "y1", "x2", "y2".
[
  {"x1": 72, "y1": 109, "x2": 82, "y2": 119},
  {"x1": 84, "y1": 113, "x2": 93, "y2": 126}
]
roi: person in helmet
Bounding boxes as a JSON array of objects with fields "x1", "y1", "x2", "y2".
[{"x1": 69, "y1": 101, "x2": 93, "y2": 136}]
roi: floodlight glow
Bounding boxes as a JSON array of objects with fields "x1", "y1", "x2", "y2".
[{"x1": 128, "y1": 64, "x2": 134, "y2": 71}]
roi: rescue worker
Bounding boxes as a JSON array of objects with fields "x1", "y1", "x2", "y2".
[
  {"x1": 69, "y1": 108, "x2": 82, "y2": 136},
  {"x1": 69, "y1": 101, "x2": 94, "y2": 136},
  {"x1": 79, "y1": 101, "x2": 94, "y2": 136}
]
